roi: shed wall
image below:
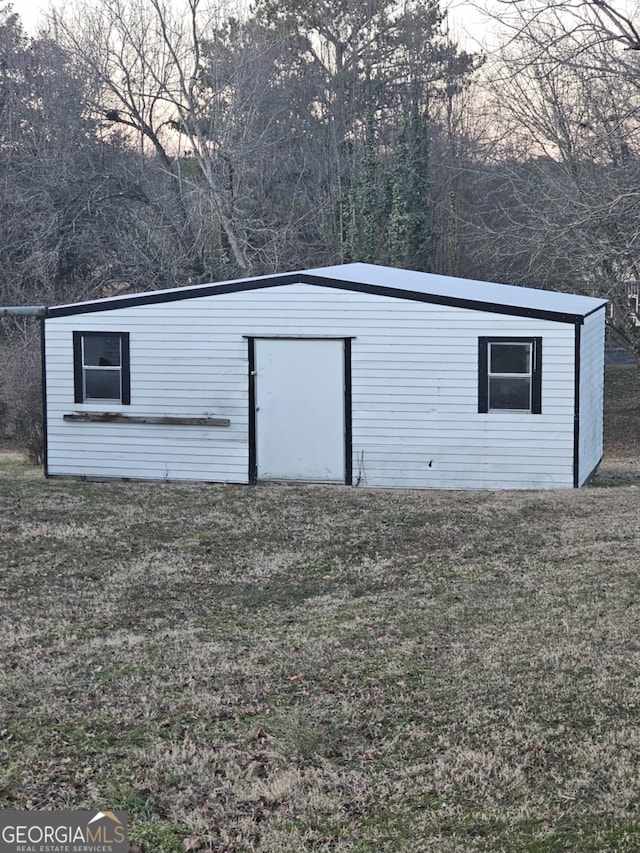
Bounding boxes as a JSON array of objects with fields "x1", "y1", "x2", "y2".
[
  {"x1": 578, "y1": 308, "x2": 606, "y2": 485},
  {"x1": 45, "y1": 283, "x2": 578, "y2": 489}
]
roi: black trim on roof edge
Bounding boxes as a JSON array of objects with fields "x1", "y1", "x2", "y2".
[
  {"x1": 583, "y1": 303, "x2": 607, "y2": 321},
  {"x1": 45, "y1": 273, "x2": 594, "y2": 325}
]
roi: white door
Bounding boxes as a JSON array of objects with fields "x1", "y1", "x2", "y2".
[{"x1": 255, "y1": 339, "x2": 345, "y2": 482}]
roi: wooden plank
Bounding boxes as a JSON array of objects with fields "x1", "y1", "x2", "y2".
[{"x1": 63, "y1": 413, "x2": 230, "y2": 427}]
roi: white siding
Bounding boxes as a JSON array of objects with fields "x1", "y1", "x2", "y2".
[
  {"x1": 45, "y1": 283, "x2": 579, "y2": 489},
  {"x1": 578, "y1": 308, "x2": 606, "y2": 486}
]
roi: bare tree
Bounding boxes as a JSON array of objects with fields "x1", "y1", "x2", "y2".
[
  {"x1": 0, "y1": 6, "x2": 110, "y2": 306},
  {"x1": 469, "y1": 0, "x2": 640, "y2": 360},
  {"x1": 52, "y1": 0, "x2": 310, "y2": 278}
]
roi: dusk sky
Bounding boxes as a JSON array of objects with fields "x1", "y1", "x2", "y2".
[{"x1": 15, "y1": 0, "x2": 499, "y2": 50}]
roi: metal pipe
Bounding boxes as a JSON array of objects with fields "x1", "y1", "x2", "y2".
[{"x1": 0, "y1": 306, "x2": 46, "y2": 317}]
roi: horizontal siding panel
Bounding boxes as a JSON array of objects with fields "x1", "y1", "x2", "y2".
[
  {"x1": 48, "y1": 326, "x2": 570, "y2": 339},
  {"x1": 132, "y1": 358, "x2": 245, "y2": 368},
  {"x1": 353, "y1": 443, "x2": 573, "y2": 456},
  {"x1": 351, "y1": 376, "x2": 470, "y2": 389},
  {"x1": 351, "y1": 396, "x2": 468, "y2": 406},
  {"x1": 47, "y1": 401, "x2": 248, "y2": 412},
  {"x1": 46, "y1": 451, "x2": 247, "y2": 465},
  {"x1": 357, "y1": 463, "x2": 574, "y2": 478},
  {"x1": 355, "y1": 461, "x2": 574, "y2": 476},
  {"x1": 352, "y1": 419, "x2": 572, "y2": 434},
  {"x1": 47, "y1": 468, "x2": 248, "y2": 483},
  {"x1": 350, "y1": 377, "x2": 575, "y2": 390},
  {"x1": 48, "y1": 429, "x2": 246, "y2": 443},
  {"x1": 355, "y1": 343, "x2": 571, "y2": 356},
  {"x1": 354, "y1": 348, "x2": 573, "y2": 363},
  {"x1": 73, "y1": 376, "x2": 245, "y2": 388},
  {"x1": 352, "y1": 443, "x2": 573, "y2": 456},
  {"x1": 354, "y1": 415, "x2": 574, "y2": 427},
  {"x1": 47, "y1": 447, "x2": 248, "y2": 463},
  {"x1": 351, "y1": 413, "x2": 573, "y2": 427},
  {"x1": 354, "y1": 470, "x2": 573, "y2": 487},
  {"x1": 351, "y1": 399, "x2": 571, "y2": 412},
  {"x1": 47, "y1": 459, "x2": 248, "y2": 475},
  {"x1": 128, "y1": 383, "x2": 243, "y2": 394},
  {"x1": 48, "y1": 408, "x2": 247, "y2": 418},
  {"x1": 358, "y1": 479, "x2": 573, "y2": 491},
  {"x1": 48, "y1": 426, "x2": 247, "y2": 440}
]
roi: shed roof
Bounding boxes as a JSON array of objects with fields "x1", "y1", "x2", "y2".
[{"x1": 47, "y1": 262, "x2": 608, "y2": 324}]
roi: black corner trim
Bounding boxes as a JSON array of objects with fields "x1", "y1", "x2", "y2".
[
  {"x1": 478, "y1": 338, "x2": 489, "y2": 413},
  {"x1": 41, "y1": 316, "x2": 49, "y2": 476},
  {"x1": 120, "y1": 333, "x2": 131, "y2": 405},
  {"x1": 47, "y1": 272, "x2": 590, "y2": 325},
  {"x1": 344, "y1": 338, "x2": 352, "y2": 485},
  {"x1": 248, "y1": 338, "x2": 256, "y2": 484},
  {"x1": 573, "y1": 324, "x2": 581, "y2": 488},
  {"x1": 72, "y1": 331, "x2": 83, "y2": 404},
  {"x1": 532, "y1": 337, "x2": 543, "y2": 414}
]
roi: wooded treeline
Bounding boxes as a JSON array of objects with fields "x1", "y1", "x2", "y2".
[{"x1": 1, "y1": 0, "x2": 640, "y2": 453}]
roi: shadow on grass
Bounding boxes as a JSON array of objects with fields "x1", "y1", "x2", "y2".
[{"x1": 590, "y1": 457, "x2": 640, "y2": 488}]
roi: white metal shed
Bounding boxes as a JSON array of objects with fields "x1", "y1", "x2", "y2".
[{"x1": 43, "y1": 263, "x2": 608, "y2": 489}]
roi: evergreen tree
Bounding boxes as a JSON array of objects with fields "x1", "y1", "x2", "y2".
[
  {"x1": 360, "y1": 105, "x2": 379, "y2": 263},
  {"x1": 388, "y1": 124, "x2": 409, "y2": 267},
  {"x1": 405, "y1": 106, "x2": 433, "y2": 270},
  {"x1": 387, "y1": 107, "x2": 433, "y2": 270}
]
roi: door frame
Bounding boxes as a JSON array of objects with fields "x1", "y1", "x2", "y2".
[{"x1": 247, "y1": 336, "x2": 352, "y2": 485}]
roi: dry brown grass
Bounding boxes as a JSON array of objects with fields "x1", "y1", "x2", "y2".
[
  {"x1": 1, "y1": 367, "x2": 639, "y2": 852},
  {"x1": 604, "y1": 364, "x2": 640, "y2": 455}
]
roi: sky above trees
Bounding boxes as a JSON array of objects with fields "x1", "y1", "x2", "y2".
[
  {"x1": 11, "y1": 0, "x2": 44, "y2": 32},
  {"x1": 14, "y1": 0, "x2": 498, "y2": 47}
]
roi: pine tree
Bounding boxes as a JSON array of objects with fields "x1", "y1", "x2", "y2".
[
  {"x1": 387, "y1": 107, "x2": 433, "y2": 270},
  {"x1": 388, "y1": 124, "x2": 409, "y2": 267},
  {"x1": 405, "y1": 106, "x2": 433, "y2": 271},
  {"x1": 360, "y1": 104, "x2": 378, "y2": 263}
]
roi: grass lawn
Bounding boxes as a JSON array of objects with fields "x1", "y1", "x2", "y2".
[{"x1": 1, "y1": 366, "x2": 639, "y2": 852}]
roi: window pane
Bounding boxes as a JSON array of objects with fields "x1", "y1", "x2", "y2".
[
  {"x1": 85, "y1": 369, "x2": 121, "y2": 400},
  {"x1": 490, "y1": 343, "x2": 530, "y2": 374},
  {"x1": 84, "y1": 335, "x2": 121, "y2": 367},
  {"x1": 489, "y1": 376, "x2": 531, "y2": 410}
]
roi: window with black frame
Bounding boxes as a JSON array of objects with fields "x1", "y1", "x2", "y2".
[
  {"x1": 73, "y1": 332, "x2": 130, "y2": 404},
  {"x1": 478, "y1": 337, "x2": 542, "y2": 414}
]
